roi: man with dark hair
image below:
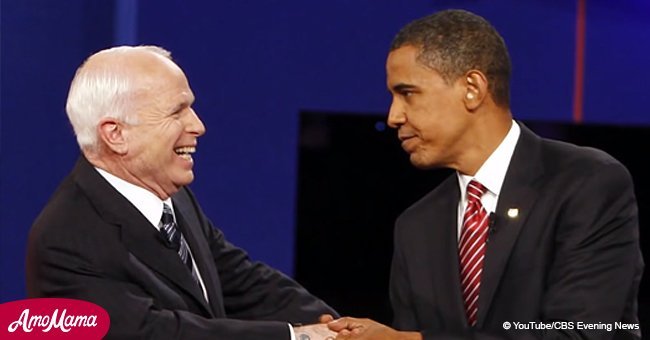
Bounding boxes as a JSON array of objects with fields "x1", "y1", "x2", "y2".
[
  {"x1": 390, "y1": 9, "x2": 511, "y2": 108},
  {"x1": 329, "y1": 9, "x2": 642, "y2": 339},
  {"x1": 26, "y1": 45, "x2": 337, "y2": 340}
]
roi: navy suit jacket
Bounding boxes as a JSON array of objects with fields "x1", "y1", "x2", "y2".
[
  {"x1": 390, "y1": 124, "x2": 643, "y2": 339},
  {"x1": 27, "y1": 156, "x2": 336, "y2": 339}
]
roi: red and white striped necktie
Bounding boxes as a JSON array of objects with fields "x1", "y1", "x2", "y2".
[{"x1": 459, "y1": 180, "x2": 489, "y2": 326}]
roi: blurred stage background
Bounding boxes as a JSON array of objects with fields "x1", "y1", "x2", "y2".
[{"x1": 2, "y1": 0, "x2": 649, "y2": 332}]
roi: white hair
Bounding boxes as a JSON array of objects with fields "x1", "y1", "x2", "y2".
[{"x1": 65, "y1": 45, "x2": 172, "y2": 151}]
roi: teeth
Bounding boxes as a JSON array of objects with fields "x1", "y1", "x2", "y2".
[
  {"x1": 178, "y1": 154, "x2": 193, "y2": 162},
  {"x1": 174, "y1": 146, "x2": 196, "y2": 155}
]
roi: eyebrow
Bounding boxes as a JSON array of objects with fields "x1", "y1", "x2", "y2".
[
  {"x1": 166, "y1": 102, "x2": 188, "y2": 116},
  {"x1": 169, "y1": 103, "x2": 186, "y2": 114},
  {"x1": 391, "y1": 83, "x2": 417, "y2": 93},
  {"x1": 169, "y1": 96, "x2": 195, "y2": 114}
]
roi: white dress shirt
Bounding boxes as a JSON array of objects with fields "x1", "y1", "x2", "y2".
[
  {"x1": 95, "y1": 168, "x2": 209, "y2": 301},
  {"x1": 456, "y1": 120, "x2": 521, "y2": 239}
]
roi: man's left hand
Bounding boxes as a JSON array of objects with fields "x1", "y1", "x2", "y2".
[{"x1": 295, "y1": 323, "x2": 337, "y2": 340}]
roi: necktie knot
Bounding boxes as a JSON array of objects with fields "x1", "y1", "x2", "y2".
[
  {"x1": 466, "y1": 180, "x2": 487, "y2": 205},
  {"x1": 160, "y1": 203, "x2": 180, "y2": 252},
  {"x1": 161, "y1": 203, "x2": 175, "y2": 225}
]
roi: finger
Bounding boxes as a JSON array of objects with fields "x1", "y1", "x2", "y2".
[
  {"x1": 319, "y1": 314, "x2": 335, "y2": 323},
  {"x1": 328, "y1": 317, "x2": 358, "y2": 331},
  {"x1": 336, "y1": 329, "x2": 352, "y2": 339}
]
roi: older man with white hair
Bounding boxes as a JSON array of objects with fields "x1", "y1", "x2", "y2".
[{"x1": 26, "y1": 45, "x2": 337, "y2": 340}]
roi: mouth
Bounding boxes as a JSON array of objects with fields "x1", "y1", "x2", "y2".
[
  {"x1": 398, "y1": 134, "x2": 417, "y2": 152},
  {"x1": 398, "y1": 129, "x2": 416, "y2": 142},
  {"x1": 399, "y1": 134, "x2": 414, "y2": 142},
  {"x1": 174, "y1": 146, "x2": 196, "y2": 162}
]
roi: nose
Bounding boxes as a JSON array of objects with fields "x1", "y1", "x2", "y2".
[
  {"x1": 387, "y1": 98, "x2": 406, "y2": 129},
  {"x1": 186, "y1": 108, "x2": 206, "y2": 137}
]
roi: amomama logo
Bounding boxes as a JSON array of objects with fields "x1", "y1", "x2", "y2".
[{"x1": 0, "y1": 298, "x2": 109, "y2": 339}]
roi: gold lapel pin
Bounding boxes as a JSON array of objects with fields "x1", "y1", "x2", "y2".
[{"x1": 507, "y1": 208, "x2": 519, "y2": 218}]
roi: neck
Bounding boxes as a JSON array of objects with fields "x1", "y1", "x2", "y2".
[
  {"x1": 455, "y1": 109, "x2": 512, "y2": 176},
  {"x1": 84, "y1": 150, "x2": 173, "y2": 200}
]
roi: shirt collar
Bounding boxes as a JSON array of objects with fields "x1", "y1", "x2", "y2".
[
  {"x1": 94, "y1": 167, "x2": 173, "y2": 230},
  {"x1": 457, "y1": 120, "x2": 521, "y2": 198}
]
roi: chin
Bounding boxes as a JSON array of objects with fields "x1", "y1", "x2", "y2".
[
  {"x1": 409, "y1": 154, "x2": 439, "y2": 170},
  {"x1": 175, "y1": 172, "x2": 195, "y2": 187}
]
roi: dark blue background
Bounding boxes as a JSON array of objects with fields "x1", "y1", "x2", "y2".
[{"x1": 2, "y1": 0, "x2": 649, "y2": 303}]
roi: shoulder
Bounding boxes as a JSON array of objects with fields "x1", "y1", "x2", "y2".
[
  {"x1": 31, "y1": 174, "x2": 101, "y2": 238},
  {"x1": 517, "y1": 123, "x2": 630, "y2": 178},
  {"x1": 28, "y1": 173, "x2": 120, "y2": 266},
  {"x1": 539, "y1": 137, "x2": 632, "y2": 182}
]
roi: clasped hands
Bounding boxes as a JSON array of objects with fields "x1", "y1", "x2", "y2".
[{"x1": 295, "y1": 315, "x2": 421, "y2": 340}]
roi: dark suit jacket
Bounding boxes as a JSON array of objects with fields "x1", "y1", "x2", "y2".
[
  {"x1": 26, "y1": 156, "x2": 336, "y2": 339},
  {"x1": 390, "y1": 124, "x2": 643, "y2": 339}
]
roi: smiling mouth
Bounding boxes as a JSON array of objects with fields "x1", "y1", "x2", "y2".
[{"x1": 174, "y1": 146, "x2": 196, "y2": 162}]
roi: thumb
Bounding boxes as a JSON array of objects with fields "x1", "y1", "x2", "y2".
[
  {"x1": 319, "y1": 314, "x2": 335, "y2": 323},
  {"x1": 328, "y1": 317, "x2": 358, "y2": 331}
]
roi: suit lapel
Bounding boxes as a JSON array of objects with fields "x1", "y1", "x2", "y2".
[
  {"x1": 426, "y1": 176, "x2": 468, "y2": 327},
  {"x1": 476, "y1": 124, "x2": 545, "y2": 326},
  {"x1": 120, "y1": 213, "x2": 214, "y2": 316},
  {"x1": 72, "y1": 156, "x2": 213, "y2": 316}
]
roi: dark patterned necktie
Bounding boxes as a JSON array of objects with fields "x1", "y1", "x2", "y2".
[
  {"x1": 159, "y1": 203, "x2": 200, "y2": 287},
  {"x1": 458, "y1": 180, "x2": 489, "y2": 326}
]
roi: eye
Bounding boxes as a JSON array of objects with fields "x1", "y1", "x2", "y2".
[
  {"x1": 170, "y1": 107, "x2": 185, "y2": 119},
  {"x1": 390, "y1": 85, "x2": 416, "y2": 99},
  {"x1": 399, "y1": 90, "x2": 414, "y2": 98}
]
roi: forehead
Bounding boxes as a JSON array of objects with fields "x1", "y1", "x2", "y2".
[
  {"x1": 132, "y1": 56, "x2": 193, "y2": 104},
  {"x1": 386, "y1": 45, "x2": 445, "y2": 87},
  {"x1": 386, "y1": 45, "x2": 420, "y2": 68}
]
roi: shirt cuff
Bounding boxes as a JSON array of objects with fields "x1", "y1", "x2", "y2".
[{"x1": 288, "y1": 323, "x2": 296, "y2": 340}]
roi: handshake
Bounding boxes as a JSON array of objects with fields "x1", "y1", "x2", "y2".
[{"x1": 294, "y1": 315, "x2": 421, "y2": 340}]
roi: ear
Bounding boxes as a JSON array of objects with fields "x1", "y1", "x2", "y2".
[
  {"x1": 462, "y1": 70, "x2": 488, "y2": 111},
  {"x1": 97, "y1": 118, "x2": 128, "y2": 155}
]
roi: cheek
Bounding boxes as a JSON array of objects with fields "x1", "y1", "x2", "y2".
[
  {"x1": 170, "y1": 121, "x2": 185, "y2": 139},
  {"x1": 158, "y1": 124, "x2": 183, "y2": 145},
  {"x1": 410, "y1": 110, "x2": 438, "y2": 138}
]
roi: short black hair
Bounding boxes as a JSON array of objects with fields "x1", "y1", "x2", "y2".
[{"x1": 391, "y1": 9, "x2": 512, "y2": 108}]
